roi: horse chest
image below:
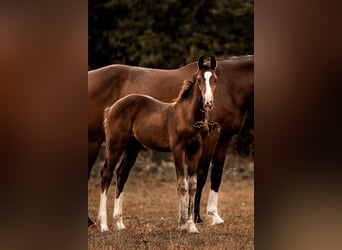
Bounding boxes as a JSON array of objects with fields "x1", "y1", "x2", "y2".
[{"x1": 220, "y1": 112, "x2": 246, "y2": 134}]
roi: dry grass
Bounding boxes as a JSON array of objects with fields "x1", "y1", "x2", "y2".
[{"x1": 88, "y1": 150, "x2": 254, "y2": 249}]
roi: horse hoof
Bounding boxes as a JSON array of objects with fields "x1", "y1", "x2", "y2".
[
  {"x1": 116, "y1": 221, "x2": 126, "y2": 230},
  {"x1": 180, "y1": 224, "x2": 188, "y2": 234},
  {"x1": 100, "y1": 225, "x2": 110, "y2": 232},
  {"x1": 194, "y1": 215, "x2": 203, "y2": 224},
  {"x1": 188, "y1": 225, "x2": 200, "y2": 233},
  {"x1": 187, "y1": 220, "x2": 200, "y2": 233},
  {"x1": 208, "y1": 211, "x2": 224, "y2": 225},
  {"x1": 88, "y1": 223, "x2": 100, "y2": 233}
]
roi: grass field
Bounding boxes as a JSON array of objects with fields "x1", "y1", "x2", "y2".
[{"x1": 88, "y1": 149, "x2": 254, "y2": 249}]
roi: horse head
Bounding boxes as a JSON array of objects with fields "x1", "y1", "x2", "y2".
[{"x1": 195, "y1": 56, "x2": 217, "y2": 111}]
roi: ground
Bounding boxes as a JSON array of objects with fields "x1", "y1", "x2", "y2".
[{"x1": 88, "y1": 149, "x2": 254, "y2": 249}]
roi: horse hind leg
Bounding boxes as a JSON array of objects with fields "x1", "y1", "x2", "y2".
[
  {"x1": 98, "y1": 159, "x2": 110, "y2": 232},
  {"x1": 114, "y1": 137, "x2": 143, "y2": 230},
  {"x1": 98, "y1": 142, "x2": 126, "y2": 232},
  {"x1": 88, "y1": 136, "x2": 104, "y2": 227}
]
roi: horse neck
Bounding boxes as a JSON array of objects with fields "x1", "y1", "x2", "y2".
[
  {"x1": 227, "y1": 62, "x2": 254, "y2": 113},
  {"x1": 178, "y1": 84, "x2": 205, "y2": 124}
]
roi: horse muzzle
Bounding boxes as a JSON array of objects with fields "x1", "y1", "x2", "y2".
[{"x1": 204, "y1": 99, "x2": 214, "y2": 110}]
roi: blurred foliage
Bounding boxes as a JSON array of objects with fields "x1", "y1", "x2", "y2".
[
  {"x1": 89, "y1": 0, "x2": 253, "y2": 69},
  {"x1": 89, "y1": 0, "x2": 254, "y2": 158}
]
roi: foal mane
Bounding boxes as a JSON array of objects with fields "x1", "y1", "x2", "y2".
[{"x1": 174, "y1": 79, "x2": 195, "y2": 103}]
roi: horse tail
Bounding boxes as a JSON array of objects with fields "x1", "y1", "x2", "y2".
[{"x1": 103, "y1": 107, "x2": 111, "y2": 157}]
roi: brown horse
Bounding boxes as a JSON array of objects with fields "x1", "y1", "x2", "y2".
[
  {"x1": 98, "y1": 56, "x2": 217, "y2": 233},
  {"x1": 88, "y1": 55, "x2": 254, "y2": 227}
]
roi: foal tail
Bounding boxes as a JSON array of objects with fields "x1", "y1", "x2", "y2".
[{"x1": 103, "y1": 107, "x2": 111, "y2": 157}]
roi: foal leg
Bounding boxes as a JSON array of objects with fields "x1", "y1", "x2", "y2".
[
  {"x1": 207, "y1": 136, "x2": 234, "y2": 225},
  {"x1": 113, "y1": 138, "x2": 142, "y2": 230},
  {"x1": 186, "y1": 149, "x2": 202, "y2": 233},
  {"x1": 178, "y1": 175, "x2": 188, "y2": 233},
  {"x1": 88, "y1": 135, "x2": 104, "y2": 227},
  {"x1": 172, "y1": 148, "x2": 188, "y2": 232},
  {"x1": 98, "y1": 140, "x2": 126, "y2": 232}
]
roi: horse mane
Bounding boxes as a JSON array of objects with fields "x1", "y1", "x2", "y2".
[
  {"x1": 103, "y1": 107, "x2": 111, "y2": 156},
  {"x1": 174, "y1": 79, "x2": 196, "y2": 103}
]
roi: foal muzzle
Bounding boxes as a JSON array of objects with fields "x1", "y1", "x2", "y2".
[{"x1": 203, "y1": 98, "x2": 214, "y2": 110}]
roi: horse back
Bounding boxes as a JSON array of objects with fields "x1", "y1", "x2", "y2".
[
  {"x1": 89, "y1": 63, "x2": 197, "y2": 107},
  {"x1": 106, "y1": 94, "x2": 173, "y2": 152}
]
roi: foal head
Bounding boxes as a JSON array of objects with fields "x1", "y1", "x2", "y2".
[{"x1": 194, "y1": 56, "x2": 217, "y2": 111}]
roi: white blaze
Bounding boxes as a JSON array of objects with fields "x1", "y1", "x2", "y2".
[{"x1": 204, "y1": 71, "x2": 213, "y2": 106}]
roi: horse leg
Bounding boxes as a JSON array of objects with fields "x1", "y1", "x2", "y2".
[
  {"x1": 194, "y1": 134, "x2": 219, "y2": 224},
  {"x1": 98, "y1": 137, "x2": 126, "y2": 232},
  {"x1": 113, "y1": 137, "x2": 143, "y2": 230},
  {"x1": 194, "y1": 154, "x2": 211, "y2": 224},
  {"x1": 88, "y1": 135, "x2": 104, "y2": 227},
  {"x1": 172, "y1": 147, "x2": 188, "y2": 232},
  {"x1": 186, "y1": 148, "x2": 202, "y2": 233},
  {"x1": 207, "y1": 136, "x2": 234, "y2": 225}
]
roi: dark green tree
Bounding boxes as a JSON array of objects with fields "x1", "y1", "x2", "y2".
[{"x1": 89, "y1": 0, "x2": 253, "y2": 69}]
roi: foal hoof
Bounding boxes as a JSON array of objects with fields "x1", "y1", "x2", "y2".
[
  {"x1": 88, "y1": 223, "x2": 100, "y2": 233},
  {"x1": 116, "y1": 220, "x2": 126, "y2": 230},
  {"x1": 180, "y1": 224, "x2": 188, "y2": 234},
  {"x1": 187, "y1": 221, "x2": 200, "y2": 234},
  {"x1": 100, "y1": 225, "x2": 110, "y2": 232}
]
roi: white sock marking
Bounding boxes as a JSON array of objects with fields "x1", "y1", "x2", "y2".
[
  {"x1": 98, "y1": 191, "x2": 109, "y2": 232},
  {"x1": 207, "y1": 190, "x2": 224, "y2": 225},
  {"x1": 113, "y1": 192, "x2": 126, "y2": 230}
]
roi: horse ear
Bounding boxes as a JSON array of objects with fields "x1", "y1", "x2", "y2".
[
  {"x1": 210, "y1": 56, "x2": 217, "y2": 70},
  {"x1": 197, "y1": 55, "x2": 205, "y2": 69}
]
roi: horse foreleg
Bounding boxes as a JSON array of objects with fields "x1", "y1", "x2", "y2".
[
  {"x1": 186, "y1": 149, "x2": 201, "y2": 233},
  {"x1": 194, "y1": 135, "x2": 219, "y2": 224},
  {"x1": 207, "y1": 136, "x2": 234, "y2": 225},
  {"x1": 172, "y1": 148, "x2": 188, "y2": 232},
  {"x1": 114, "y1": 138, "x2": 142, "y2": 230},
  {"x1": 177, "y1": 176, "x2": 188, "y2": 232},
  {"x1": 194, "y1": 155, "x2": 212, "y2": 224},
  {"x1": 187, "y1": 174, "x2": 199, "y2": 233}
]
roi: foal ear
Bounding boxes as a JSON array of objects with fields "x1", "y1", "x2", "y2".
[
  {"x1": 210, "y1": 56, "x2": 217, "y2": 70},
  {"x1": 197, "y1": 55, "x2": 205, "y2": 69}
]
